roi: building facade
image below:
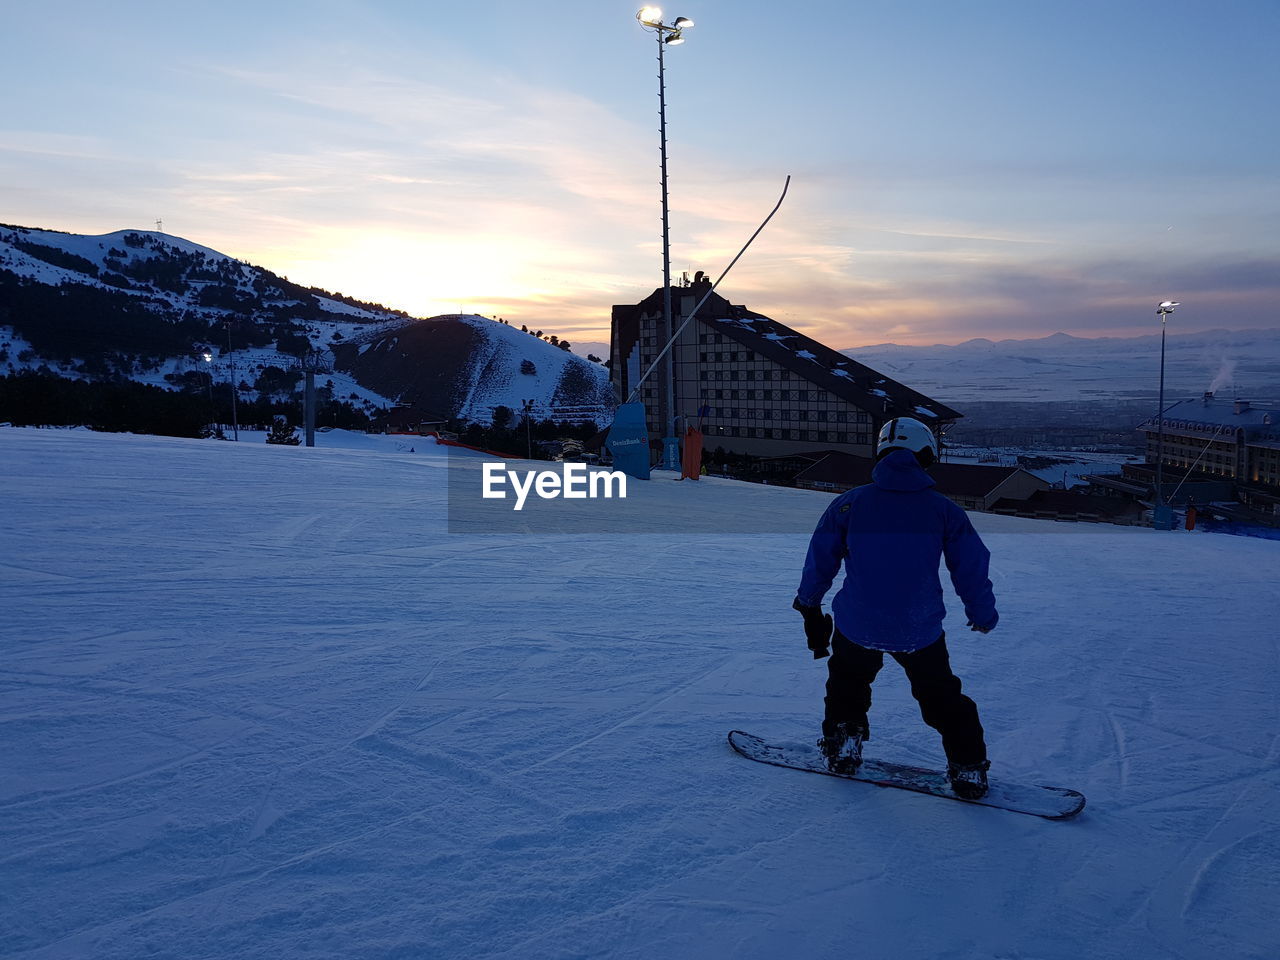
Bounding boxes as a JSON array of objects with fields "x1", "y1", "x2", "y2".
[
  {"x1": 1139, "y1": 393, "x2": 1280, "y2": 488},
  {"x1": 611, "y1": 275, "x2": 961, "y2": 460}
]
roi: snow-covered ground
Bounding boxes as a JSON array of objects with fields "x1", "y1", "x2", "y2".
[
  {"x1": 843, "y1": 329, "x2": 1280, "y2": 403},
  {"x1": 452, "y1": 316, "x2": 613, "y2": 424},
  {"x1": 944, "y1": 445, "x2": 1138, "y2": 487},
  {"x1": 1, "y1": 427, "x2": 1277, "y2": 959}
]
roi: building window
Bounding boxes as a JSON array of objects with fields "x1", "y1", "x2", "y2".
[
  {"x1": 762, "y1": 370, "x2": 773, "y2": 380},
  {"x1": 746, "y1": 351, "x2": 756, "y2": 361},
  {"x1": 715, "y1": 390, "x2": 724, "y2": 399},
  {"x1": 699, "y1": 333, "x2": 710, "y2": 344},
  {"x1": 780, "y1": 390, "x2": 791, "y2": 401},
  {"x1": 730, "y1": 371, "x2": 740, "y2": 380},
  {"x1": 714, "y1": 334, "x2": 723, "y2": 344},
  {"x1": 700, "y1": 371, "x2": 708, "y2": 380},
  {"x1": 799, "y1": 430, "x2": 810, "y2": 442},
  {"x1": 798, "y1": 390, "x2": 809, "y2": 401},
  {"x1": 780, "y1": 371, "x2": 791, "y2": 380},
  {"x1": 836, "y1": 433, "x2": 848, "y2": 443},
  {"x1": 835, "y1": 411, "x2": 848, "y2": 423},
  {"x1": 799, "y1": 410, "x2": 809, "y2": 421},
  {"x1": 815, "y1": 410, "x2": 827, "y2": 421},
  {"x1": 699, "y1": 352, "x2": 708, "y2": 362}
]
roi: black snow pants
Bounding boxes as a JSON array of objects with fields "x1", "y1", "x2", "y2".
[{"x1": 823, "y1": 629, "x2": 987, "y2": 767}]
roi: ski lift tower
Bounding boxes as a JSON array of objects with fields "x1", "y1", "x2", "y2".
[{"x1": 301, "y1": 348, "x2": 334, "y2": 447}]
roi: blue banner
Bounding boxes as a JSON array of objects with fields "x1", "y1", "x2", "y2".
[{"x1": 606, "y1": 402, "x2": 650, "y2": 481}]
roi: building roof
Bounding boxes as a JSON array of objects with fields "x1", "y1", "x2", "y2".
[
  {"x1": 794, "y1": 451, "x2": 1037, "y2": 498},
  {"x1": 629, "y1": 280, "x2": 963, "y2": 423},
  {"x1": 992, "y1": 489, "x2": 1145, "y2": 520},
  {"x1": 1139, "y1": 395, "x2": 1280, "y2": 438}
]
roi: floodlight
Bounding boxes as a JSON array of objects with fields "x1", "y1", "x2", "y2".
[
  {"x1": 665, "y1": 32, "x2": 685, "y2": 44},
  {"x1": 637, "y1": 6, "x2": 662, "y2": 25},
  {"x1": 674, "y1": 16, "x2": 694, "y2": 28}
]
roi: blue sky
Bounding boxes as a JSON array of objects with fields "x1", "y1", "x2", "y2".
[{"x1": 2, "y1": 0, "x2": 1277, "y2": 347}]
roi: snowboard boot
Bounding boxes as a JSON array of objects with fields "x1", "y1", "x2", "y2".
[
  {"x1": 817, "y1": 721, "x2": 868, "y2": 774},
  {"x1": 947, "y1": 760, "x2": 991, "y2": 799}
]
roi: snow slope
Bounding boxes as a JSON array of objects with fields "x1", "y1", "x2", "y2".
[
  {"x1": 453, "y1": 315, "x2": 614, "y2": 423},
  {"x1": 1, "y1": 427, "x2": 1277, "y2": 959}
]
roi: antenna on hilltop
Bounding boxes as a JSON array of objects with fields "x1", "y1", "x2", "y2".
[{"x1": 155, "y1": 219, "x2": 163, "y2": 232}]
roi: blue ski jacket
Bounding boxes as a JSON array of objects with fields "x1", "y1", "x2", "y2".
[{"x1": 796, "y1": 449, "x2": 998, "y2": 652}]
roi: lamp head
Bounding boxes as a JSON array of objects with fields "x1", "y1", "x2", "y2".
[
  {"x1": 1157, "y1": 300, "x2": 1179, "y2": 315},
  {"x1": 673, "y1": 16, "x2": 694, "y2": 28},
  {"x1": 637, "y1": 6, "x2": 662, "y2": 26},
  {"x1": 665, "y1": 31, "x2": 685, "y2": 44}
]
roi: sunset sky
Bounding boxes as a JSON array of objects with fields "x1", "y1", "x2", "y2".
[{"x1": 3, "y1": 0, "x2": 1277, "y2": 348}]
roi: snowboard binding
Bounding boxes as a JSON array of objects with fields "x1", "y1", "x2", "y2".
[
  {"x1": 947, "y1": 760, "x2": 991, "y2": 800},
  {"x1": 817, "y1": 721, "x2": 868, "y2": 774}
]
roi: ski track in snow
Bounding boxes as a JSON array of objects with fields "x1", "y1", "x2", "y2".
[{"x1": 1, "y1": 426, "x2": 1278, "y2": 959}]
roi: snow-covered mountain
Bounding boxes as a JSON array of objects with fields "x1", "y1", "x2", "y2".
[
  {"x1": 2, "y1": 425, "x2": 1275, "y2": 959},
  {"x1": 336, "y1": 316, "x2": 614, "y2": 424},
  {"x1": 0, "y1": 224, "x2": 613, "y2": 425},
  {"x1": 842, "y1": 329, "x2": 1280, "y2": 404}
]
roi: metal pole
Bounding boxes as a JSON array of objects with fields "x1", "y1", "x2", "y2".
[
  {"x1": 1155, "y1": 314, "x2": 1167, "y2": 505},
  {"x1": 304, "y1": 368, "x2": 316, "y2": 447},
  {"x1": 206, "y1": 369, "x2": 215, "y2": 432},
  {"x1": 657, "y1": 31, "x2": 677, "y2": 465},
  {"x1": 225, "y1": 322, "x2": 239, "y2": 441}
]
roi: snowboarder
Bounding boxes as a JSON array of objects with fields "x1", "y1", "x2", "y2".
[{"x1": 792, "y1": 417, "x2": 999, "y2": 799}]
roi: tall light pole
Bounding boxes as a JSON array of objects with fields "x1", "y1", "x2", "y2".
[
  {"x1": 636, "y1": 7, "x2": 694, "y2": 470},
  {"x1": 201, "y1": 350, "x2": 216, "y2": 435},
  {"x1": 224, "y1": 320, "x2": 239, "y2": 441},
  {"x1": 1153, "y1": 300, "x2": 1179, "y2": 527}
]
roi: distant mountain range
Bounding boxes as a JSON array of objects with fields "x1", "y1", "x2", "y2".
[
  {"x1": 0, "y1": 224, "x2": 613, "y2": 426},
  {"x1": 841, "y1": 329, "x2": 1280, "y2": 405}
]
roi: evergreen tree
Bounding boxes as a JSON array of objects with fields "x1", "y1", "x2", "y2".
[{"x1": 266, "y1": 417, "x2": 300, "y2": 445}]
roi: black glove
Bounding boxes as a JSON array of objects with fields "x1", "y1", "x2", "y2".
[
  {"x1": 793, "y1": 597, "x2": 832, "y2": 659},
  {"x1": 967, "y1": 612, "x2": 999, "y2": 634}
]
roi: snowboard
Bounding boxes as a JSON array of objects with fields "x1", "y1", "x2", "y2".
[{"x1": 728, "y1": 730, "x2": 1085, "y2": 820}]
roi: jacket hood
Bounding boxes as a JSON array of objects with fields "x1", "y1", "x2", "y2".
[{"x1": 872, "y1": 448, "x2": 936, "y2": 492}]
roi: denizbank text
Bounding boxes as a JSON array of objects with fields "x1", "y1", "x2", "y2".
[{"x1": 481, "y1": 462, "x2": 628, "y2": 511}]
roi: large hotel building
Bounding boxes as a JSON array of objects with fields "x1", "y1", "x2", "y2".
[
  {"x1": 1139, "y1": 393, "x2": 1280, "y2": 487},
  {"x1": 610, "y1": 275, "x2": 961, "y2": 459}
]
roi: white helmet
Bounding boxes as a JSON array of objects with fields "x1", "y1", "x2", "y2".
[{"x1": 876, "y1": 417, "x2": 939, "y2": 465}]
